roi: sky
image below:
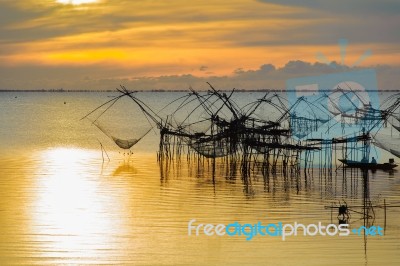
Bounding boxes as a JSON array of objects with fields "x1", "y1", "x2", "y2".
[{"x1": 0, "y1": 0, "x2": 399, "y2": 90}]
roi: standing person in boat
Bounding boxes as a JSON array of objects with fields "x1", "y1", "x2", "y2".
[{"x1": 371, "y1": 157, "x2": 377, "y2": 164}]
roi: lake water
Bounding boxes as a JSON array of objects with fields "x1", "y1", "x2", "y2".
[{"x1": 0, "y1": 91, "x2": 399, "y2": 265}]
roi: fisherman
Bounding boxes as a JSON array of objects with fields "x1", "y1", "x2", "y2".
[{"x1": 371, "y1": 157, "x2": 377, "y2": 164}]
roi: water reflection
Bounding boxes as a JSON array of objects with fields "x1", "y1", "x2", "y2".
[
  {"x1": 1, "y1": 147, "x2": 399, "y2": 265},
  {"x1": 111, "y1": 160, "x2": 138, "y2": 176},
  {"x1": 32, "y1": 148, "x2": 122, "y2": 262},
  {"x1": 326, "y1": 169, "x2": 393, "y2": 265},
  {"x1": 159, "y1": 155, "x2": 336, "y2": 198},
  {"x1": 2, "y1": 91, "x2": 400, "y2": 265}
]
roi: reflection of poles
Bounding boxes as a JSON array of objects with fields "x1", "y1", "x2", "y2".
[
  {"x1": 362, "y1": 169, "x2": 369, "y2": 262},
  {"x1": 158, "y1": 155, "x2": 170, "y2": 186},
  {"x1": 211, "y1": 157, "x2": 216, "y2": 186},
  {"x1": 384, "y1": 199, "x2": 387, "y2": 234}
]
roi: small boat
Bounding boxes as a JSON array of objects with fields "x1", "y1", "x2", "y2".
[{"x1": 339, "y1": 159, "x2": 398, "y2": 170}]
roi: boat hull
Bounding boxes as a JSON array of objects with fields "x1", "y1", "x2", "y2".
[{"x1": 339, "y1": 159, "x2": 398, "y2": 170}]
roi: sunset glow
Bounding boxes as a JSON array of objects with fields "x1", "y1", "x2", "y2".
[
  {"x1": 56, "y1": 0, "x2": 98, "y2": 5},
  {"x1": 1, "y1": 1, "x2": 400, "y2": 264},
  {"x1": 0, "y1": 0, "x2": 398, "y2": 90}
]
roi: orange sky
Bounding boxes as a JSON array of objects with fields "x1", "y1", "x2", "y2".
[{"x1": 0, "y1": 0, "x2": 399, "y2": 89}]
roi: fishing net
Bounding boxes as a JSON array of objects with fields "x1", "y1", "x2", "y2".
[
  {"x1": 90, "y1": 118, "x2": 151, "y2": 149},
  {"x1": 83, "y1": 90, "x2": 153, "y2": 150},
  {"x1": 251, "y1": 94, "x2": 289, "y2": 122},
  {"x1": 158, "y1": 90, "x2": 237, "y2": 135},
  {"x1": 373, "y1": 133, "x2": 400, "y2": 158}
]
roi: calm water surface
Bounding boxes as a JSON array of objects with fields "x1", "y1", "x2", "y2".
[{"x1": 0, "y1": 92, "x2": 399, "y2": 265}]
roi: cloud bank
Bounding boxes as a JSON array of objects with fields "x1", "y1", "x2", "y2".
[{"x1": 0, "y1": 61, "x2": 398, "y2": 91}]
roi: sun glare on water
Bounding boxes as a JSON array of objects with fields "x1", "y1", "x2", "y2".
[
  {"x1": 31, "y1": 148, "x2": 121, "y2": 260},
  {"x1": 56, "y1": 0, "x2": 98, "y2": 5}
]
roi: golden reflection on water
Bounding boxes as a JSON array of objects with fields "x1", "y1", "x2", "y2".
[
  {"x1": 32, "y1": 148, "x2": 123, "y2": 262},
  {"x1": 2, "y1": 92, "x2": 400, "y2": 265},
  {"x1": 1, "y1": 147, "x2": 400, "y2": 265}
]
